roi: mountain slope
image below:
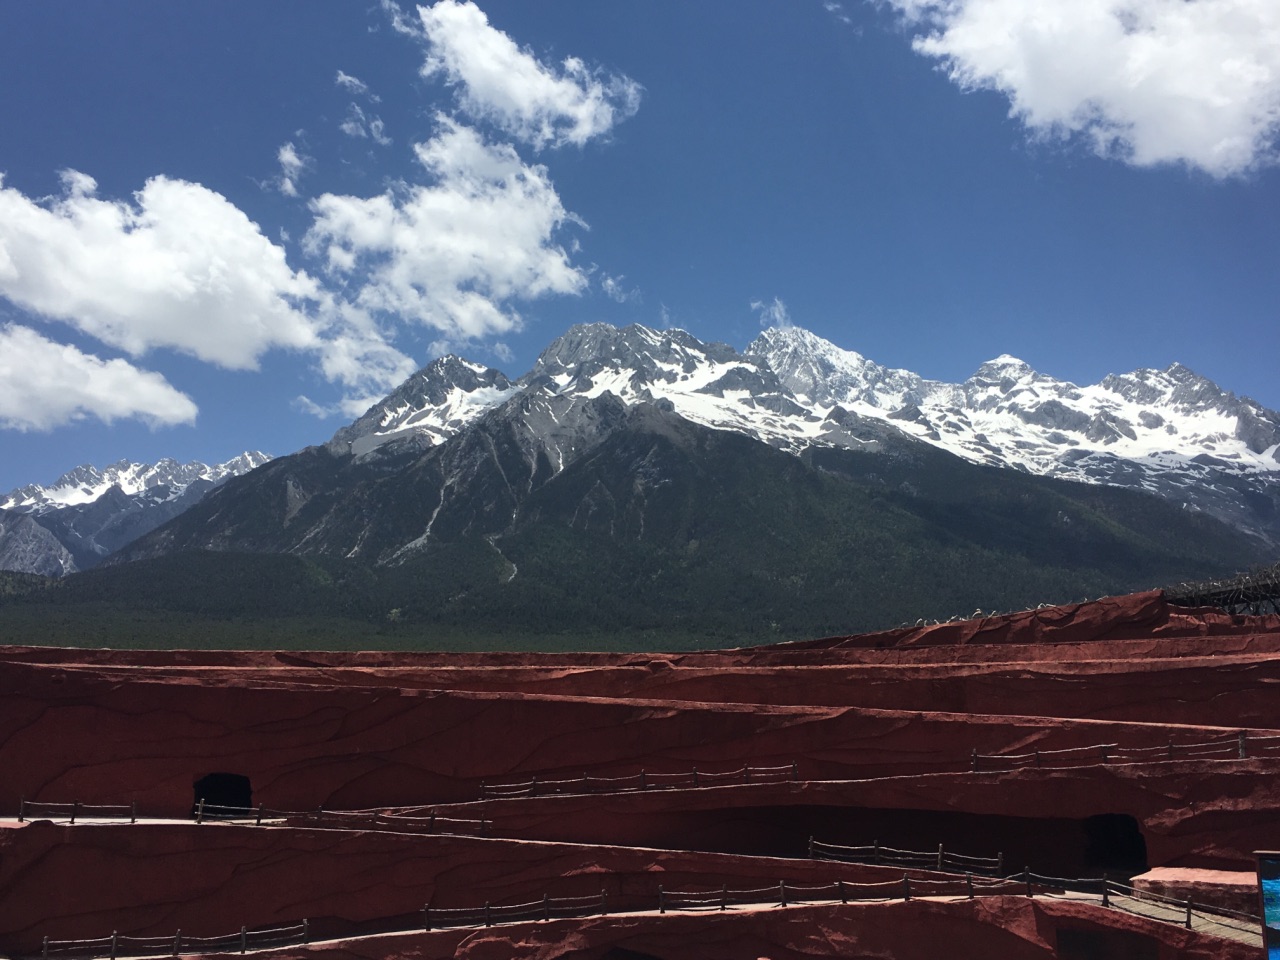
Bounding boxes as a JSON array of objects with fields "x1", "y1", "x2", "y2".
[
  {"x1": 20, "y1": 319, "x2": 1270, "y2": 642},
  {"x1": 107, "y1": 392, "x2": 1267, "y2": 639}
]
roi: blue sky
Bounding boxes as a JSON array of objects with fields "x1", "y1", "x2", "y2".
[{"x1": 1, "y1": 0, "x2": 1278, "y2": 491}]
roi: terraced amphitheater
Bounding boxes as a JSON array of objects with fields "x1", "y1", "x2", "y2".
[{"x1": 3, "y1": 589, "x2": 1279, "y2": 959}]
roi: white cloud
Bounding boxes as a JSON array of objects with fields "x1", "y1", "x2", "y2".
[
  {"x1": 600, "y1": 272, "x2": 639, "y2": 303},
  {"x1": 276, "y1": 141, "x2": 308, "y2": 197},
  {"x1": 751, "y1": 296, "x2": 793, "y2": 329},
  {"x1": 340, "y1": 104, "x2": 392, "y2": 145},
  {"x1": 0, "y1": 324, "x2": 197, "y2": 431},
  {"x1": 311, "y1": 299, "x2": 417, "y2": 403},
  {"x1": 0, "y1": 170, "x2": 419, "y2": 421},
  {"x1": 0, "y1": 170, "x2": 322, "y2": 369},
  {"x1": 824, "y1": 2, "x2": 853, "y2": 26},
  {"x1": 415, "y1": 0, "x2": 642, "y2": 148},
  {"x1": 335, "y1": 70, "x2": 376, "y2": 100},
  {"x1": 305, "y1": 116, "x2": 587, "y2": 344},
  {"x1": 886, "y1": 0, "x2": 1280, "y2": 177}
]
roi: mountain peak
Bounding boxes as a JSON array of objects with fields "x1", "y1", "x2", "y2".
[
  {"x1": 328, "y1": 353, "x2": 516, "y2": 458},
  {"x1": 971, "y1": 355, "x2": 1035, "y2": 380}
]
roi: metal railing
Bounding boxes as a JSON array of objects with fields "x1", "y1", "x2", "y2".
[
  {"x1": 971, "y1": 731, "x2": 1280, "y2": 772},
  {"x1": 28, "y1": 871, "x2": 1260, "y2": 958},
  {"x1": 808, "y1": 837, "x2": 1003, "y2": 876},
  {"x1": 37, "y1": 922, "x2": 307, "y2": 960},
  {"x1": 479, "y1": 762, "x2": 799, "y2": 799}
]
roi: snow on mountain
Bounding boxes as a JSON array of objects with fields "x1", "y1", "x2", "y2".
[
  {"x1": 747, "y1": 325, "x2": 1280, "y2": 479},
  {"x1": 748, "y1": 325, "x2": 1280, "y2": 545},
  {"x1": 0, "y1": 452, "x2": 273, "y2": 575},
  {"x1": 0, "y1": 453, "x2": 274, "y2": 514},
  {"x1": 327, "y1": 355, "x2": 517, "y2": 457},
  {"x1": 525, "y1": 323, "x2": 835, "y2": 453},
  {"x1": 323, "y1": 323, "x2": 1280, "y2": 547}
]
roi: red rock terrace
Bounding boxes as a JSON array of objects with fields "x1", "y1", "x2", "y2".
[{"x1": 2, "y1": 590, "x2": 1277, "y2": 958}]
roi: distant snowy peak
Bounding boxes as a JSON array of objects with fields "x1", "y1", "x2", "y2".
[
  {"x1": 1, "y1": 452, "x2": 273, "y2": 514},
  {"x1": 750, "y1": 324, "x2": 1280, "y2": 475},
  {"x1": 328, "y1": 355, "x2": 517, "y2": 457}
]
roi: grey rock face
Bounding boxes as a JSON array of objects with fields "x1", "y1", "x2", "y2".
[{"x1": 0, "y1": 509, "x2": 78, "y2": 576}]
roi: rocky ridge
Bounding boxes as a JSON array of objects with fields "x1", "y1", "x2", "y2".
[
  {"x1": 325, "y1": 322, "x2": 1280, "y2": 548},
  {"x1": 0, "y1": 453, "x2": 272, "y2": 574}
]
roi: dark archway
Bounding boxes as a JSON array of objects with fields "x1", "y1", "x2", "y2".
[
  {"x1": 1082, "y1": 813, "x2": 1148, "y2": 876},
  {"x1": 192, "y1": 772, "x2": 253, "y2": 817}
]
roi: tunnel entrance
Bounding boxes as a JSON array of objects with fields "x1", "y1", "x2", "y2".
[
  {"x1": 192, "y1": 772, "x2": 253, "y2": 817},
  {"x1": 1082, "y1": 813, "x2": 1148, "y2": 875}
]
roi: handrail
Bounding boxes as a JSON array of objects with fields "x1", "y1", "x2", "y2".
[
  {"x1": 29, "y1": 872, "x2": 1260, "y2": 958},
  {"x1": 479, "y1": 762, "x2": 800, "y2": 799}
]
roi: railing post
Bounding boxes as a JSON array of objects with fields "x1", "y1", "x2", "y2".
[
  {"x1": 130, "y1": 801, "x2": 137, "y2": 824},
  {"x1": 970, "y1": 749, "x2": 978, "y2": 772},
  {"x1": 240, "y1": 925, "x2": 247, "y2": 953},
  {"x1": 1023, "y1": 867, "x2": 1032, "y2": 898},
  {"x1": 721, "y1": 884, "x2": 727, "y2": 911},
  {"x1": 997, "y1": 852, "x2": 1003, "y2": 875},
  {"x1": 779, "y1": 880, "x2": 787, "y2": 907},
  {"x1": 484, "y1": 902, "x2": 491, "y2": 927},
  {"x1": 530, "y1": 775, "x2": 538, "y2": 796},
  {"x1": 428, "y1": 808, "x2": 436, "y2": 833},
  {"x1": 902, "y1": 875, "x2": 911, "y2": 901},
  {"x1": 18, "y1": 798, "x2": 24, "y2": 823},
  {"x1": 302, "y1": 918, "x2": 309, "y2": 943},
  {"x1": 936, "y1": 844, "x2": 944, "y2": 871},
  {"x1": 196, "y1": 799, "x2": 205, "y2": 824},
  {"x1": 838, "y1": 879, "x2": 847, "y2": 904},
  {"x1": 1185, "y1": 898, "x2": 1193, "y2": 929},
  {"x1": 480, "y1": 780, "x2": 486, "y2": 799},
  {"x1": 543, "y1": 893, "x2": 550, "y2": 921},
  {"x1": 600, "y1": 888, "x2": 608, "y2": 915},
  {"x1": 692, "y1": 767, "x2": 699, "y2": 787},
  {"x1": 423, "y1": 905, "x2": 430, "y2": 931},
  {"x1": 791, "y1": 761, "x2": 798, "y2": 781},
  {"x1": 1239, "y1": 731, "x2": 1248, "y2": 759},
  {"x1": 966, "y1": 873, "x2": 974, "y2": 900},
  {"x1": 808, "y1": 836, "x2": 815, "y2": 860},
  {"x1": 873, "y1": 841, "x2": 881, "y2": 864},
  {"x1": 640, "y1": 770, "x2": 647, "y2": 791},
  {"x1": 256, "y1": 804, "x2": 264, "y2": 826},
  {"x1": 658, "y1": 885, "x2": 665, "y2": 914},
  {"x1": 1101, "y1": 877, "x2": 1110, "y2": 908},
  {"x1": 744, "y1": 766, "x2": 751, "y2": 783},
  {"x1": 42, "y1": 936, "x2": 48, "y2": 960},
  {"x1": 110, "y1": 931, "x2": 118, "y2": 960},
  {"x1": 1034, "y1": 749, "x2": 1040, "y2": 768},
  {"x1": 71, "y1": 801, "x2": 79, "y2": 825},
  {"x1": 173, "y1": 930, "x2": 180, "y2": 957}
]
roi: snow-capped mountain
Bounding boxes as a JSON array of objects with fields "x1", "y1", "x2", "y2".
[
  {"x1": 0, "y1": 452, "x2": 272, "y2": 574},
  {"x1": 327, "y1": 357, "x2": 517, "y2": 458},
  {"x1": 748, "y1": 326, "x2": 1280, "y2": 545},
  {"x1": 111, "y1": 320, "x2": 1270, "y2": 633},
  {"x1": 319, "y1": 322, "x2": 1280, "y2": 549},
  {"x1": 1, "y1": 453, "x2": 272, "y2": 514}
]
